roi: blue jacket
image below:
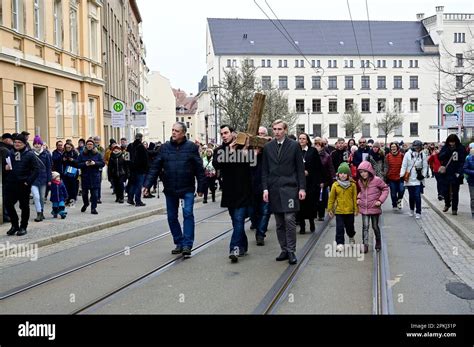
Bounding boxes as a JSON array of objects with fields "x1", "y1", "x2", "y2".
[
  {"x1": 78, "y1": 149, "x2": 105, "y2": 189},
  {"x1": 352, "y1": 147, "x2": 371, "y2": 169},
  {"x1": 33, "y1": 150, "x2": 52, "y2": 186},
  {"x1": 52, "y1": 149, "x2": 65, "y2": 174},
  {"x1": 50, "y1": 181, "x2": 68, "y2": 203},
  {"x1": 463, "y1": 155, "x2": 474, "y2": 186},
  {"x1": 144, "y1": 139, "x2": 205, "y2": 196}
]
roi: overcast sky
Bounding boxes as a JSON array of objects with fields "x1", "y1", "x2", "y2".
[{"x1": 137, "y1": 0, "x2": 473, "y2": 94}]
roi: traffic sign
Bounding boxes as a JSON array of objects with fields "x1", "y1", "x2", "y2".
[
  {"x1": 444, "y1": 103, "x2": 456, "y2": 114},
  {"x1": 112, "y1": 100, "x2": 126, "y2": 128},
  {"x1": 131, "y1": 100, "x2": 147, "y2": 127},
  {"x1": 463, "y1": 102, "x2": 474, "y2": 127},
  {"x1": 429, "y1": 125, "x2": 446, "y2": 129}
]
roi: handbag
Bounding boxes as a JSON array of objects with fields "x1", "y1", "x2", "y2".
[
  {"x1": 64, "y1": 165, "x2": 78, "y2": 178},
  {"x1": 438, "y1": 154, "x2": 453, "y2": 174}
]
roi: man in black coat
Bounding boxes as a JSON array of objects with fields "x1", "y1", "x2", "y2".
[
  {"x1": 352, "y1": 137, "x2": 371, "y2": 169},
  {"x1": 262, "y1": 119, "x2": 306, "y2": 265},
  {"x1": 127, "y1": 133, "x2": 149, "y2": 207},
  {"x1": 213, "y1": 125, "x2": 253, "y2": 263},
  {"x1": 3, "y1": 134, "x2": 40, "y2": 236},
  {"x1": 331, "y1": 137, "x2": 349, "y2": 173},
  {"x1": 0, "y1": 133, "x2": 14, "y2": 222}
]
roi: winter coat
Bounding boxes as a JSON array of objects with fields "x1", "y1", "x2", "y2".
[
  {"x1": 5, "y1": 147, "x2": 40, "y2": 185},
  {"x1": 212, "y1": 142, "x2": 252, "y2": 209},
  {"x1": 399, "y1": 149, "x2": 428, "y2": 187},
  {"x1": 428, "y1": 153, "x2": 442, "y2": 174},
  {"x1": 52, "y1": 149, "x2": 65, "y2": 174},
  {"x1": 62, "y1": 149, "x2": 79, "y2": 170},
  {"x1": 331, "y1": 149, "x2": 349, "y2": 173},
  {"x1": 357, "y1": 161, "x2": 389, "y2": 215},
  {"x1": 385, "y1": 151, "x2": 404, "y2": 181},
  {"x1": 368, "y1": 150, "x2": 387, "y2": 180},
  {"x1": 0, "y1": 142, "x2": 13, "y2": 183},
  {"x1": 352, "y1": 146, "x2": 371, "y2": 168},
  {"x1": 107, "y1": 152, "x2": 129, "y2": 179},
  {"x1": 32, "y1": 149, "x2": 52, "y2": 187},
  {"x1": 144, "y1": 138, "x2": 205, "y2": 196},
  {"x1": 327, "y1": 179, "x2": 358, "y2": 215},
  {"x1": 128, "y1": 140, "x2": 149, "y2": 175},
  {"x1": 77, "y1": 148, "x2": 105, "y2": 189},
  {"x1": 299, "y1": 146, "x2": 323, "y2": 219},
  {"x1": 438, "y1": 144, "x2": 466, "y2": 184},
  {"x1": 50, "y1": 180, "x2": 68, "y2": 203},
  {"x1": 319, "y1": 149, "x2": 336, "y2": 187},
  {"x1": 463, "y1": 154, "x2": 474, "y2": 186},
  {"x1": 262, "y1": 137, "x2": 306, "y2": 213}
]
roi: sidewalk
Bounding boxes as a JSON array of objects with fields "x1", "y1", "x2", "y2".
[
  {"x1": 0, "y1": 181, "x2": 172, "y2": 257},
  {"x1": 422, "y1": 176, "x2": 473, "y2": 249}
]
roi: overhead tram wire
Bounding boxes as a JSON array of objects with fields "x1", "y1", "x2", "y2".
[
  {"x1": 347, "y1": 0, "x2": 365, "y2": 75},
  {"x1": 365, "y1": 0, "x2": 376, "y2": 68}
]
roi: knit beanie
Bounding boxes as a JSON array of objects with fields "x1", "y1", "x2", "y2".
[
  {"x1": 52, "y1": 171, "x2": 60, "y2": 181},
  {"x1": 337, "y1": 162, "x2": 351, "y2": 175},
  {"x1": 33, "y1": 135, "x2": 43, "y2": 145},
  {"x1": 15, "y1": 134, "x2": 28, "y2": 144},
  {"x1": 86, "y1": 139, "x2": 95, "y2": 145}
]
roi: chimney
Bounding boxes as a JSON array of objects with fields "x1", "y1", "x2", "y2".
[
  {"x1": 436, "y1": 6, "x2": 444, "y2": 33},
  {"x1": 416, "y1": 13, "x2": 425, "y2": 20}
]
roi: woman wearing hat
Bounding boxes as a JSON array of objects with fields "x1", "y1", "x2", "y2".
[{"x1": 32, "y1": 136, "x2": 52, "y2": 222}]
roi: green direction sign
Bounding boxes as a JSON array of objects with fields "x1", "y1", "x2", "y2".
[
  {"x1": 113, "y1": 101, "x2": 124, "y2": 113},
  {"x1": 133, "y1": 101, "x2": 145, "y2": 113},
  {"x1": 444, "y1": 104, "x2": 456, "y2": 114},
  {"x1": 464, "y1": 102, "x2": 474, "y2": 113}
]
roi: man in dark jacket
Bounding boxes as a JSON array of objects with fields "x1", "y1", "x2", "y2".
[
  {"x1": 127, "y1": 133, "x2": 149, "y2": 207},
  {"x1": 51, "y1": 140, "x2": 65, "y2": 175},
  {"x1": 262, "y1": 119, "x2": 306, "y2": 265},
  {"x1": 4, "y1": 134, "x2": 40, "y2": 236},
  {"x1": 0, "y1": 133, "x2": 14, "y2": 222},
  {"x1": 331, "y1": 138, "x2": 349, "y2": 173},
  {"x1": 143, "y1": 123, "x2": 205, "y2": 257},
  {"x1": 213, "y1": 125, "x2": 253, "y2": 262},
  {"x1": 352, "y1": 137, "x2": 371, "y2": 169},
  {"x1": 78, "y1": 139, "x2": 105, "y2": 214}
]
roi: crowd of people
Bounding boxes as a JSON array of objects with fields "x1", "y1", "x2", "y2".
[{"x1": 1, "y1": 125, "x2": 473, "y2": 266}]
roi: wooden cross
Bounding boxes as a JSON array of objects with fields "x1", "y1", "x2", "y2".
[{"x1": 235, "y1": 93, "x2": 269, "y2": 148}]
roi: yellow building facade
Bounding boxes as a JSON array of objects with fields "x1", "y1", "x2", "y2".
[{"x1": 0, "y1": 0, "x2": 104, "y2": 147}]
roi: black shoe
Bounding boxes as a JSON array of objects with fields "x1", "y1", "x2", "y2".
[
  {"x1": 97, "y1": 200, "x2": 102, "y2": 204},
  {"x1": 443, "y1": 206, "x2": 450, "y2": 212},
  {"x1": 7, "y1": 226, "x2": 19, "y2": 236},
  {"x1": 438, "y1": 195, "x2": 444, "y2": 201},
  {"x1": 203, "y1": 200, "x2": 208, "y2": 204},
  {"x1": 375, "y1": 239, "x2": 381, "y2": 251},
  {"x1": 34, "y1": 212, "x2": 42, "y2": 222},
  {"x1": 81, "y1": 204, "x2": 89, "y2": 213},
  {"x1": 135, "y1": 202, "x2": 146, "y2": 207},
  {"x1": 276, "y1": 251, "x2": 289, "y2": 261},
  {"x1": 299, "y1": 227, "x2": 306, "y2": 234},
  {"x1": 16, "y1": 228, "x2": 27, "y2": 236},
  {"x1": 182, "y1": 247, "x2": 192, "y2": 257},
  {"x1": 256, "y1": 236, "x2": 265, "y2": 246},
  {"x1": 118, "y1": 199, "x2": 124, "y2": 204},
  {"x1": 171, "y1": 246, "x2": 183, "y2": 254},
  {"x1": 127, "y1": 199, "x2": 135, "y2": 206},
  {"x1": 250, "y1": 224, "x2": 256, "y2": 230},
  {"x1": 309, "y1": 219, "x2": 315, "y2": 232},
  {"x1": 229, "y1": 247, "x2": 239, "y2": 263},
  {"x1": 91, "y1": 209, "x2": 98, "y2": 215},
  {"x1": 288, "y1": 252, "x2": 297, "y2": 265}
]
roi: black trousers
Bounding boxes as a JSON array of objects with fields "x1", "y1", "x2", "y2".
[
  {"x1": 444, "y1": 181, "x2": 461, "y2": 211},
  {"x1": 5, "y1": 182, "x2": 31, "y2": 229},
  {"x1": 335, "y1": 214, "x2": 356, "y2": 245},
  {"x1": 111, "y1": 177, "x2": 125, "y2": 200}
]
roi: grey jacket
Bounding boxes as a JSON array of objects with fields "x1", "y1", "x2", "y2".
[{"x1": 262, "y1": 137, "x2": 306, "y2": 213}]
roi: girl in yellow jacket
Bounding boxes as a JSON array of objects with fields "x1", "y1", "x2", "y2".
[{"x1": 328, "y1": 163, "x2": 359, "y2": 252}]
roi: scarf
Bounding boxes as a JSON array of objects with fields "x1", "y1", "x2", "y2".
[
  {"x1": 369, "y1": 149, "x2": 383, "y2": 161},
  {"x1": 337, "y1": 179, "x2": 351, "y2": 189},
  {"x1": 34, "y1": 148, "x2": 43, "y2": 156}
]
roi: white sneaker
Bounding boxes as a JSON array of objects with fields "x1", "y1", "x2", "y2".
[
  {"x1": 397, "y1": 199, "x2": 403, "y2": 209},
  {"x1": 336, "y1": 244, "x2": 344, "y2": 252},
  {"x1": 349, "y1": 237, "x2": 355, "y2": 245},
  {"x1": 409, "y1": 210, "x2": 414, "y2": 217},
  {"x1": 415, "y1": 213, "x2": 421, "y2": 219}
]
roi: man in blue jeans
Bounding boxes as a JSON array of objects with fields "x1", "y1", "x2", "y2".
[
  {"x1": 143, "y1": 123, "x2": 205, "y2": 257},
  {"x1": 213, "y1": 125, "x2": 253, "y2": 263}
]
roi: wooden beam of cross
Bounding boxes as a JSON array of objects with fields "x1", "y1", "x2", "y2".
[{"x1": 236, "y1": 93, "x2": 269, "y2": 148}]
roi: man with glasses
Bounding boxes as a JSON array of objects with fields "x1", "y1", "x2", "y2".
[{"x1": 352, "y1": 138, "x2": 371, "y2": 170}]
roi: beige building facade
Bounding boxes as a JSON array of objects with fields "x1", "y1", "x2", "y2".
[
  {"x1": 0, "y1": 0, "x2": 104, "y2": 147},
  {"x1": 147, "y1": 71, "x2": 175, "y2": 143}
]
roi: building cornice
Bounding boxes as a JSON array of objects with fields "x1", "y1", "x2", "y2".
[{"x1": 129, "y1": 0, "x2": 142, "y2": 24}]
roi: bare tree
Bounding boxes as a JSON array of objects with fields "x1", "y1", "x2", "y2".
[
  {"x1": 375, "y1": 108, "x2": 404, "y2": 147},
  {"x1": 261, "y1": 86, "x2": 298, "y2": 135},
  {"x1": 342, "y1": 104, "x2": 365, "y2": 139}
]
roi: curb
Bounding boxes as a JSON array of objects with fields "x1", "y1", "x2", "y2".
[{"x1": 422, "y1": 195, "x2": 474, "y2": 249}]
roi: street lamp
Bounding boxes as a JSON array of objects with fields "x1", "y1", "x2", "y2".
[
  {"x1": 306, "y1": 107, "x2": 311, "y2": 136},
  {"x1": 162, "y1": 121, "x2": 165, "y2": 143},
  {"x1": 212, "y1": 89, "x2": 218, "y2": 144}
]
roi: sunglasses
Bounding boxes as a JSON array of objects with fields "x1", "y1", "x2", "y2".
[{"x1": 359, "y1": 141, "x2": 366, "y2": 144}]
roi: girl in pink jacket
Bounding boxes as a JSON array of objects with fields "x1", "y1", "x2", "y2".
[{"x1": 357, "y1": 161, "x2": 389, "y2": 253}]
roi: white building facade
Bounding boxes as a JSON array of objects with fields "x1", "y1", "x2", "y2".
[
  {"x1": 205, "y1": 6, "x2": 473, "y2": 144},
  {"x1": 147, "y1": 71, "x2": 175, "y2": 143}
]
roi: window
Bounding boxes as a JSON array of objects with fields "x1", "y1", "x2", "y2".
[
  {"x1": 312, "y1": 76, "x2": 321, "y2": 89},
  {"x1": 12, "y1": 0, "x2": 20, "y2": 31},
  {"x1": 362, "y1": 123, "x2": 371, "y2": 138},
  {"x1": 410, "y1": 98, "x2": 418, "y2": 112},
  {"x1": 232, "y1": 59, "x2": 237, "y2": 67},
  {"x1": 72, "y1": 93, "x2": 79, "y2": 137},
  {"x1": 378, "y1": 126, "x2": 386, "y2": 137},
  {"x1": 378, "y1": 99, "x2": 386, "y2": 112},
  {"x1": 300, "y1": 59, "x2": 304, "y2": 67},
  {"x1": 13, "y1": 83, "x2": 24, "y2": 133},
  {"x1": 456, "y1": 75, "x2": 463, "y2": 89},
  {"x1": 312, "y1": 99, "x2": 321, "y2": 113},
  {"x1": 456, "y1": 54, "x2": 463, "y2": 67},
  {"x1": 328, "y1": 76, "x2": 337, "y2": 89},
  {"x1": 266, "y1": 59, "x2": 271, "y2": 67},
  {"x1": 53, "y1": 0, "x2": 62, "y2": 47},
  {"x1": 345, "y1": 99, "x2": 354, "y2": 112},
  {"x1": 410, "y1": 122, "x2": 418, "y2": 136},
  {"x1": 393, "y1": 59, "x2": 402, "y2": 68},
  {"x1": 313, "y1": 124, "x2": 322, "y2": 137},
  {"x1": 454, "y1": 33, "x2": 466, "y2": 43},
  {"x1": 296, "y1": 124, "x2": 305, "y2": 135},
  {"x1": 394, "y1": 98, "x2": 402, "y2": 112},
  {"x1": 262, "y1": 76, "x2": 271, "y2": 90},
  {"x1": 409, "y1": 76, "x2": 418, "y2": 89},
  {"x1": 278, "y1": 59, "x2": 282, "y2": 68},
  {"x1": 283, "y1": 59, "x2": 288, "y2": 68},
  {"x1": 344, "y1": 59, "x2": 354, "y2": 68},
  {"x1": 361, "y1": 98, "x2": 370, "y2": 112},
  {"x1": 34, "y1": 0, "x2": 43, "y2": 39},
  {"x1": 394, "y1": 125, "x2": 403, "y2": 136},
  {"x1": 377, "y1": 76, "x2": 386, "y2": 89},
  {"x1": 360, "y1": 60, "x2": 370, "y2": 68},
  {"x1": 261, "y1": 59, "x2": 266, "y2": 67},
  {"x1": 70, "y1": 0, "x2": 78, "y2": 54},
  {"x1": 312, "y1": 60, "x2": 320, "y2": 68},
  {"x1": 409, "y1": 60, "x2": 419, "y2": 68},
  {"x1": 329, "y1": 124, "x2": 338, "y2": 138},
  {"x1": 226, "y1": 59, "x2": 231, "y2": 67},
  {"x1": 329, "y1": 99, "x2": 338, "y2": 113},
  {"x1": 328, "y1": 59, "x2": 337, "y2": 68},
  {"x1": 377, "y1": 60, "x2": 386, "y2": 68},
  {"x1": 295, "y1": 76, "x2": 305, "y2": 89},
  {"x1": 296, "y1": 99, "x2": 305, "y2": 113},
  {"x1": 279, "y1": 76, "x2": 288, "y2": 90},
  {"x1": 361, "y1": 76, "x2": 370, "y2": 89},
  {"x1": 345, "y1": 76, "x2": 354, "y2": 90},
  {"x1": 88, "y1": 98, "x2": 96, "y2": 137},
  {"x1": 55, "y1": 91, "x2": 64, "y2": 138},
  {"x1": 295, "y1": 59, "x2": 299, "y2": 68},
  {"x1": 394, "y1": 76, "x2": 403, "y2": 89},
  {"x1": 244, "y1": 59, "x2": 254, "y2": 67}
]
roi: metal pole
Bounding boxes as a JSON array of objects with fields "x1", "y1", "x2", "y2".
[
  {"x1": 437, "y1": 54, "x2": 441, "y2": 143},
  {"x1": 214, "y1": 92, "x2": 218, "y2": 144}
]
